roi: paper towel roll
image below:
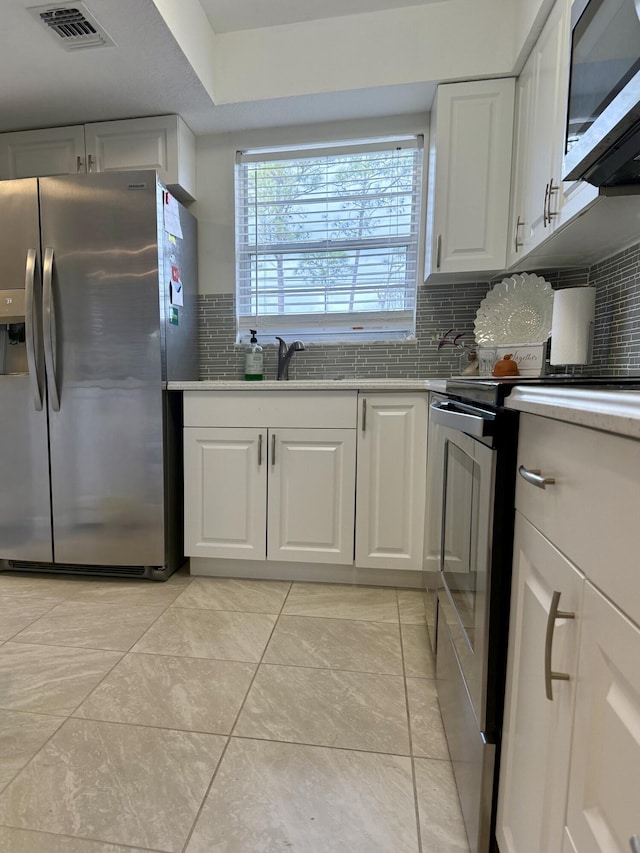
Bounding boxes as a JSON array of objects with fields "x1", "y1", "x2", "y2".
[{"x1": 550, "y1": 287, "x2": 596, "y2": 366}]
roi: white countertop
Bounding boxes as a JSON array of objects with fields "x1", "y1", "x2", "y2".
[
  {"x1": 506, "y1": 386, "x2": 640, "y2": 439},
  {"x1": 169, "y1": 378, "x2": 447, "y2": 393}
]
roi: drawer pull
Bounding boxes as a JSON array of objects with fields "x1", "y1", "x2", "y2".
[
  {"x1": 518, "y1": 465, "x2": 555, "y2": 489},
  {"x1": 258, "y1": 433, "x2": 263, "y2": 466},
  {"x1": 545, "y1": 590, "x2": 575, "y2": 701},
  {"x1": 362, "y1": 398, "x2": 367, "y2": 433},
  {"x1": 271, "y1": 433, "x2": 276, "y2": 466}
]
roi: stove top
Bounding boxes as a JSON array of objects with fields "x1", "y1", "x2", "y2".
[{"x1": 445, "y1": 375, "x2": 640, "y2": 407}]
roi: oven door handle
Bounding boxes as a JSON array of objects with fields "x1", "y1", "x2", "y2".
[{"x1": 430, "y1": 400, "x2": 495, "y2": 437}]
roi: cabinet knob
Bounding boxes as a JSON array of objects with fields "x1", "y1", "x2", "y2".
[{"x1": 630, "y1": 836, "x2": 640, "y2": 853}]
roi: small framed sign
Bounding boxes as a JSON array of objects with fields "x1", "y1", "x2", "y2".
[{"x1": 478, "y1": 342, "x2": 547, "y2": 376}]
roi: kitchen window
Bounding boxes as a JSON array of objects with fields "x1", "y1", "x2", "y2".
[{"x1": 235, "y1": 135, "x2": 424, "y2": 343}]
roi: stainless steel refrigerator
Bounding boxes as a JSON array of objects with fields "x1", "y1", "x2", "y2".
[{"x1": 0, "y1": 170, "x2": 198, "y2": 579}]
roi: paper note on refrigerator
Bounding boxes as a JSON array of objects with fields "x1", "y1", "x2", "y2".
[
  {"x1": 163, "y1": 192, "x2": 183, "y2": 239},
  {"x1": 170, "y1": 280, "x2": 184, "y2": 306}
]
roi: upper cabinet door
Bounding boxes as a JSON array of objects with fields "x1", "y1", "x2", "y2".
[
  {"x1": 520, "y1": 0, "x2": 571, "y2": 255},
  {"x1": 0, "y1": 126, "x2": 86, "y2": 180},
  {"x1": 84, "y1": 115, "x2": 196, "y2": 201},
  {"x1": 424, "y1": 78, "x2": 515, "y2": 281}
]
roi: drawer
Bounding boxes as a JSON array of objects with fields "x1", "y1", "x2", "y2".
[
  {"x1": 183, "y1": 390, "x2": 358, "y2": 429},
  {"x1": 516, "y1": 413, "x2": 640, "y2": 626}
]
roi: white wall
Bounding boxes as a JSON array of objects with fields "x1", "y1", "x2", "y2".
[
  {"x1": 212, "y1": 1, "x2": 516, "y2": 105},
  {"x1": 192, "y1": 113, "x2": 430, "y2": 296}
]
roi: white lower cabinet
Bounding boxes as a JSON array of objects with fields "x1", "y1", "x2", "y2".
[
  {"x1": 355, "y1": 393, "x2": 427, "y2": 571},
  {"x1": 563, "y1": 583, "x2": 640, "y2": 853},
  {"x1": 497, "y1": 513, "x2": 583, "y2": 853},
  {"x1": 184, "y1": 427, "x2": 267, "y2": 560},
  {"x1": 497, "y1": 412, "x2": 640, "y2": 853},
  {"x1": 184, "y1": 425, "x2": 356, "y2": 565},
  {"x1": 267, "y1": 428, "x2": 356, "y2": 564}
]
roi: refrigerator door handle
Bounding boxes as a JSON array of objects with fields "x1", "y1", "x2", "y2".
[
  {"x1": 43, "y1": 246, "x2": 60, "y2": 412},
  {"x1": 24, "y1": 248, "x2": 43, "y2": 411}
]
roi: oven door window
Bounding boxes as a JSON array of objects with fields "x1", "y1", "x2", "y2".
[
  {"x1": 441, "y1": 431, "x2": 495, "y2": 649},
  {"x1": 442, "y1": 440, "x2": 482, "y2": 651},
  {"x1": 567, "y1": 0, "x2": 640, "y2": 151}
]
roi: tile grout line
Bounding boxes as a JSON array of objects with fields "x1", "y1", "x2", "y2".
[
  {"x1": 178, "y1": 579, "x2": 293, "y2": 853},
  {"x1": 398, "y1": 588, "x2": 425, "y2": 853},
  {"x1": 0, "y1": 579, "x2": 195, "y2": 815}
]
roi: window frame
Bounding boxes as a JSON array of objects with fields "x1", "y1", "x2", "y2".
[{"x1": 234, "y1": 135, "x2": 424, "y2": 344}]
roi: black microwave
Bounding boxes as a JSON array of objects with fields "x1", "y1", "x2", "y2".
[{"x1": 563, "y1": 0, "x2": 640, "y2": 187}]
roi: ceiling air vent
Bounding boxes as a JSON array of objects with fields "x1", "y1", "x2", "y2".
[{"x1": 28, "y1": 3, "x2": 116, "y2": 50}]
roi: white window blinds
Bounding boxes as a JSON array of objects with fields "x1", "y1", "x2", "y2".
[{"x1": 235, "y1": 135, "x2": 424, "y2": 343}]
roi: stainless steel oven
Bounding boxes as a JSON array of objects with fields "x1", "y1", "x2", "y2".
[{"x1": 430, "y1": 391, "x2": 518, "y2": 853}]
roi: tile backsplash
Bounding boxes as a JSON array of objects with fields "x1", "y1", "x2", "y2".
[{"x1": 198, "y1": 242, "x2": 640, "y2": 380}]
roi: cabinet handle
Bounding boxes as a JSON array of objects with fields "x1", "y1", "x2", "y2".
[
  {"x1": 630, "y1": 835, "x2": 640, "y2": 853},
  {"x1": 362, "y1": 398, "x2": 367, "y2": 433},
  {"x1": 514, "y1": 216, "x2": 524, "y2": 252},
  {"x1": 547, "y1": 178, "x2": 559, "y2": 221},
  {"x1": 545, "y1": 590, "x2": 575, "y2": 701},
  {"x1": 518, "y1": 465, "x2": 555, "y2": 489},
  {"x1": 76, "y1": 155, "x2": 83, "y2": 173},
  {"x1": 258, "y1": 433, "x2": 263, "y2": 466},
  {"x1": 543, "y1": 182, "x2": 550, "y2": 227},
  {"x1": 271, "y1": 434, "x2": 276, "y2": 466},
  {"x1": 436, "y1": 234, "x2": 442, "y2": 269},
  {"x1": 88, "y1": 154, "x2": 95, "y2": 173}
]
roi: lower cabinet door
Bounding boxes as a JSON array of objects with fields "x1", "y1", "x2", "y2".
[
  {"x1": 184, "y1": 427, "x2": 267, "y2": 560},
  {"x1": 355, "y1": 393, "x2": 427, "y2": 570},
  {"x1": 267, "y1": 428, "x2": 356, "y2": 564},
  {"x1": 497, "y1": 513, "x2": 583, "y2": 853},
  {"x1": 563, "y1": 582, "x2": 640, "y2": 853}
]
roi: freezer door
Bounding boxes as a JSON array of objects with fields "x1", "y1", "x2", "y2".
[
  {"x1": 0, "y1": 179, "x2": 52, "y2": 562},
  {"x1": 39, "y1": 172, "x2": 166, "y2": 567}
]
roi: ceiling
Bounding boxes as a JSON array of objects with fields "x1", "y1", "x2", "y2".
[
  {"x1": 0, "y1": 0, "x2": 507, "y2": 137},
  {"x1": 198, "y1": 0, "x2": 442, "y2": 34}
]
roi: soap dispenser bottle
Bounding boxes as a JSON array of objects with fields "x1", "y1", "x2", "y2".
[{"x1": 244, "y1": 330, "x2": 264, "y2": 381}]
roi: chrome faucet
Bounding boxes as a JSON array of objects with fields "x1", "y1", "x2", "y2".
[{"x1": 276, "y1": 337, "x2": 305, "y2": 380}]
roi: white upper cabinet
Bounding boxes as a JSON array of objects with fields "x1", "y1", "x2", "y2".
[
  {"x1": 505, "y1": 0, "x2": 640, "y2": 269},
  {"x1": 521, "y1": 0, "x2": 570, "y2": 255},
  {"x1": 0, "y1": 125, "x2": 86, "y2": 179},
  {"x1": 424, "y1": 77, "x2": 515, "y2": 281},
  {"x1": 0, "y1": 115, "x2": 196, "y2": 201},
  {"x1": 84, "y1": 116, "x2": 196, "y2": 201}
]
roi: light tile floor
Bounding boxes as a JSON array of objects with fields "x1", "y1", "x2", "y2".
[{"x1": 0, "y1": 570, "x2": 470, "y2": 853}]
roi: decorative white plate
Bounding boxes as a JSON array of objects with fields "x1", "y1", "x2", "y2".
[{"x1": 474, "y1": 273, "x2": 554, "y2": 345}]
